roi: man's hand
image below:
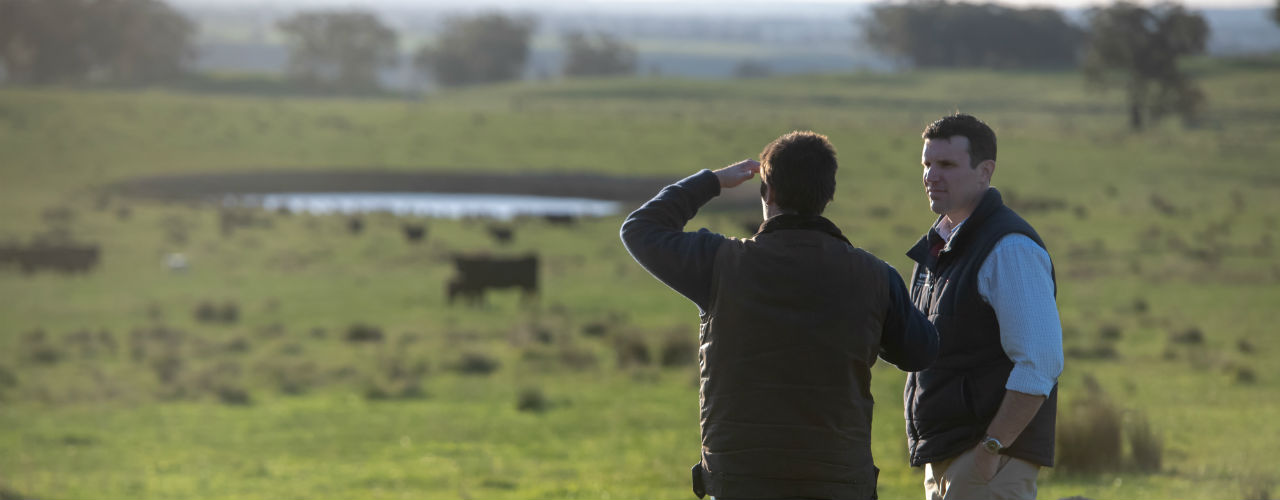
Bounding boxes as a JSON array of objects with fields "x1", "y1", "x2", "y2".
[
  {"x1": 713, "y1": 159, "x2": 761, "y2": 189},
  {"x1": 973, "y1": 445, "x2": 1000, "y2": 482}
]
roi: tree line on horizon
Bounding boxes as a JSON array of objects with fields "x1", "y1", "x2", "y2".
[{"x1": 1, "y1": 0, "x2": 1276, "y2": 130}]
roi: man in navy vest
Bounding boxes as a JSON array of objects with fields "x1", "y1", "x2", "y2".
[
  {"x1": 622, "y1": 131, "x2": 938, "y2": 499},
  {"x1": 903, "y1": 114, "x2": 1064, "y2": 499}
]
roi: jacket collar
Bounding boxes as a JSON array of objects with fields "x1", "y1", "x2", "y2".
[
  {"x1": 755, "y1": 213, "x2": 852, "y2": 246},
  {"x1": 907, "y1": 187, "x2": 1005, "y2": 271}
]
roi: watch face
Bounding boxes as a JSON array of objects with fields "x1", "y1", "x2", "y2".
[{"x1": 983, "y1": 438, "x2": 1001, "y2": 453}]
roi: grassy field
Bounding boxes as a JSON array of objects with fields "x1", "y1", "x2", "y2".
[{"x1": 2, "y1": 56, "x2": 1279, "y2": 499}]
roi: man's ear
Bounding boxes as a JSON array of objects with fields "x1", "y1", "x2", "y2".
[
  {"x1": 763, "y1": 184, "x2": 777, "y2": 205},
  {"x1": 978, "y1": 159, "x2": 995, "y2": 185}
]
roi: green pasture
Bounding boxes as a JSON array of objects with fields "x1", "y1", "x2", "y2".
[{"x1": 2, "y1": 56, "x2": 1279, "y2": 499}]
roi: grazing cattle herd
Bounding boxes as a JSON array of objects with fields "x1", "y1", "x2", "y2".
[{"x1": 4, "y1": 207, "x2": 554, "y2": 306}]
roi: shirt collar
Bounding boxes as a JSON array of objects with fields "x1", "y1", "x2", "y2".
[{"x1": 933, "y1": 217, "x2": 968, "y2": 243}]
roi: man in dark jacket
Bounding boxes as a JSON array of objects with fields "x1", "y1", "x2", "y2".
[
  {"x1": 621, "y1": 130, "x2": 939, "y2": 500},
  {"x1": 903, "y1": 114, "x2": 1064, "y2": 499}
]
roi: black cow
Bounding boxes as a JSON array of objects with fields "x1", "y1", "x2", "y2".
[
  {"x1": 446, "y1": 254, "x2": 538, "y2": 306},
  {"x1": 487, "y1": 225, "x2": 515, "y2": 245},
  {"x1": 403, "y1": 223, "x2": 427, "y2": 243}
]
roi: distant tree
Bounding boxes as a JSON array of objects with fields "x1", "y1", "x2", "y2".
[
  {"x1": 561, "y1": 31, "x2": 637, "y2": 77},
  {"x1": 1082, "y1": 2, "x2": 1209, "y2": 130},
  {"x1": 0, "y1": 0, "x2": 194, "y2": 85},
  {"x1": 861, "y1": 0, "x2": 1082, "y2": 69},
  {"x1": 415, "y1": 13, "x2": 534, "y2": 87},
  {"x1": 1273, "y1": 0, "x2": 1279, "y2": 26},
  {"x1": 84, "y1": 0, "x2": 195, "y2": 84},
  {"x1": 277, "y1": 10, "x2": 398, "y2": 94}
]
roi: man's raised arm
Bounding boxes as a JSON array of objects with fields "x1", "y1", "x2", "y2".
[{"x1": 619, "y1": 160, "x2": 759, "y2": 313}]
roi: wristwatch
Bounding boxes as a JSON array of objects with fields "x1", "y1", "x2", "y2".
[{"x1": 980, "y1": 435, "x2": 1004, "y2": 455}]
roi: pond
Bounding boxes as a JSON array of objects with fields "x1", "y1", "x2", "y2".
[{"x1": 228, "y1": 192, "x2": 622, "y2": 220}]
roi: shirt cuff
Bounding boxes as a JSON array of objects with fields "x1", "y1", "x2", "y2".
[{"x1": 1006, "y1": 364, "x2": 1058, "y2": 397}]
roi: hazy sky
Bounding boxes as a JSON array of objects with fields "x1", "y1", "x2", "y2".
[{"x1": 174, "y1": 0, "x2": 1273, "y2": 12}]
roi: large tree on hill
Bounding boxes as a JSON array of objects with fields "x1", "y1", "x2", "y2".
[
  {"x1": 0, "y1": 0, "x2": 194, "y2": 85},
  {"x1": 277, "y1": 10, "x2": 398, "y2": 94},
  {"x1": 860, "y1": 0, "x2": 1082, "y2": 69},
  {"x1": 414, "y1": 13, "x2": 534, "y2": 87},
  {"x1": 561, "y1": 31, "x2": 637, "y2": 77},
  {"x1": 1082, "y1": 1, "x2": 1208, "y2": 131}
]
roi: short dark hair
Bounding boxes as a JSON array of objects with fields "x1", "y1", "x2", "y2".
[
  {"x1": 759, "y1": 131, "x2": 837, "y2": 216},
  {"x1": 921, "y1": 113, "x2": 997, "y2": 168}
]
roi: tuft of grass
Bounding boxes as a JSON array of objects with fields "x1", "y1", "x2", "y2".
[
  {"x1": 1127, "y1": 411, "x2": 1163, "y2": 473},
  {"x1": 1057, "y1": 392, "x2": 1124, "y2": 474}
]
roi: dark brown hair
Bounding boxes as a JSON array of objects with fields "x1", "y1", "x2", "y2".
[
  {"x1": 921, "y1": 113, "x2": 997, "y2": 168},
  {"x1": 759, "y1": 131, "x2": 838, "y2": 216}
]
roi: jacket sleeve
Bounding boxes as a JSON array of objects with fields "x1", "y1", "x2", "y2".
[
  {"x1": 879, "y1": 263, "x2": 939, "y2": 371},
  {"x1": 619, "y1": 169, "x2": 727, "y2": 314}
]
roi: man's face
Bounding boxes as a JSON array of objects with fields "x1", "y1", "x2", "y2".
[{"x1": 921, "y1": 136, "x2": 992, "y2": 219}]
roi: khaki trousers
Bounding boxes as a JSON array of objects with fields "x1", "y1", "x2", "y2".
[{"x1": 923, "y1": 448, "x2": 1040, "y2": 500}]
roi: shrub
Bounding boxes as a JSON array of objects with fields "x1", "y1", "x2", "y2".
[
  {"x1": 1098, "y1": 324, "x2": 1123, "y2": 341},
  {"x1": 29, "y1": 345, "x2": 63, "y2": 365},
  {"x1": 224, "y1": 336, "x2": 251, "y2": 353},
  {"x1": 558, "y1": 345, "x2": 599, "y2": 371},
  {"x1": 220, "y1": 301, "x2": 240, "y2": 323},
  {"x1": 454, "y1": 352, "x2": 500, "y2": 376},
  {"x1": 581, "y1": 322, "x2": 609, "y2": 337},
  {"x1": 1235, "y1": 366, "x2": 1257, "y2": 385},
  {"x1": 216, "y1": 385, "x2": 252, "y2": 406},
  {"x1": 659, "y1": 333, "x2": 697, "y2": 368},
  {"x1": 1242, "y1": 477, "x2": 1275, "y2": 500},
  {"x1": 194, "y1": 300, "x2": 239, "y2": 324},
  {"x1": 257, "y1": 323, "x2": 285, "y2": 339},
  {"x1": 1057, "y1": 393, "x2": 1123, "y2": 473},
  {"x1": 1169, "y1": 327, "x2": 1204, "y2": 345},
  {"x1": 516, "y1": 387, "x2": 549, "y2": 413},
  {"x1": 272, "y1": 361, "x2": 317, "y2": 396},
  {"x1": 1237, "y1": 338, "x2": 1256, "y2": 354},
  {"x1": 1127, "y1": 411, "x2": 1163, "y2": 473},
  {"x1": 614, "y1": 334, "x2": 650, "y2": 369},
  {"x1": 194, "y1": 301, "x2": 218, "y2": 323},
  {"x1": 0, "y1": 364, "x2": 17, "y2": 389},
  {"x1": 364, "y1": 379, "x2": 428, "y2": 401},
  {"x1": 345, "y1": 323, "x2": 384, "y2": 343},
  {"x1": 151, "y1": 353, "x2": 184, "y2": 385}
]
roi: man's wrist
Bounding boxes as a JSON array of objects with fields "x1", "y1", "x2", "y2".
[
  {"x1": 980, "y1": 435, "x2": 1004, "y2": 455},
  {"x1": 687, "y1": 169, "x2": 722, "y2": 198}
]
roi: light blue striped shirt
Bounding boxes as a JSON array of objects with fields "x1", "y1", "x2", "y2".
[{"x1": 939, "y1": 221, "x2": 1064, "y2": 397}]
